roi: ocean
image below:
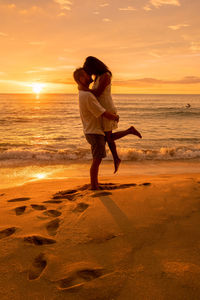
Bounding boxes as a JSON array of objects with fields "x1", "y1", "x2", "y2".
[
  {"x1": 0, "y1": 93, "x2": 200, "y2": 167},
  {"x1": 0, "y1": 93, "x2": 199, "y2": 188}
]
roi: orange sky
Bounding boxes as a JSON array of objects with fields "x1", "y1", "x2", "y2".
[{"x1": 0, "y1": 0, "x2": 200, "y2": 94}]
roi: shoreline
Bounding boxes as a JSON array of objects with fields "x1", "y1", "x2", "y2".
[{"x1": 1, "y1": 160, "x2": 200, "y2": 189}]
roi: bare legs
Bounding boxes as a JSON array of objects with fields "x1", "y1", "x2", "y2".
[
  {"x1": 112, "y1": 126, "x2": 142, "y2": 140},
  {"x1": 105, "y1": 131, "x2": 121, "y2": 173},
  {"x1": 89, "y1": 126, "x2": 142, "y2": 188},
  {"x1": 105, "y1": 126, "x2": 142, "y2": 173},
  {"x1": 90, "y1": 158, "x2": 102, "y2": 190}
]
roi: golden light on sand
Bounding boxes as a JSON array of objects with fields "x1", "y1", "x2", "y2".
[{"x1": 32, "y1": 83, "x2": 45, "y2": 94}]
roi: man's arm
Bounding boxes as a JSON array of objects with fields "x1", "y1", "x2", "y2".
[
  {"x1": 86, "y1": 93, "x2": 119, "y2": 122},
  {"x1": 102, "y1": 111, "x2": 119, "y2": 122}
]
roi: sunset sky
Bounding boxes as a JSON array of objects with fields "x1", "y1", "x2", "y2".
[{"x1": 0, "y1": 0, "x2": 200, "y2": 94}]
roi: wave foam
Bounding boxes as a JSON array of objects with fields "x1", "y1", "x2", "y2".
[{"x1": 0, "y1": 145, "x2": 200, "y2": 167}]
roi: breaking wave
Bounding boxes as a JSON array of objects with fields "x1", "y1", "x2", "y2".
[{"x1": 0, "y1": 145, "x2": 200, "y2": 167}]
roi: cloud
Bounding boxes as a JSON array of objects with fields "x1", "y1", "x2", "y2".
[
  {"x1": 8, "y1": 4, "x2": 16, "y2": 9},
  {"x1": 168, "y1": 24, "x2": 190, "y2": 30},
  {"x1": 19, "y1": 9, "x2": 28, "y2": 14},
  {"x1": 59, "y1": 65, "x2": 75, "y2": 69},
  {"x1": 58, "y1": 56, "x2": 68, "y2": 61},
  {"x1": 46, "y1": 77, "x2": 74, "y2": 85},
  {"x1": 102, "y1": 18, "x2": 111, "y2": 22},
  {"x1": 150, "y1": 0, "x2": 181, "y2": 8},
  {"x1": 54, "y1": 0, "x2": 72, "y2": 10},
  {"x1": 29, "y1": 41, "x2": 46, "y2": 46},
  {"x1": 169, "y1": 76, "x2": 200, "y2": 84},
  {"x1": 25, "y1": 65, "x2": 75, "y2": 73},
  {"x1": 99, "y1": 3, "x2": 109, "y2": 7},
  {"x1": 0, "y1": 3, "x2": 16, "y2": 9},
  {"x1": 149, "y1": 52, "x2": 161, "y2": 58},
  {"x1": 57, "y1": 12, "x2": 67, "y2": 16},
  {"x1": 118, "y1": 6, "x2": 136, "y2": 11},
  {"x1": 18, "y1": 5, "x2": 43, "y2": 15},
  {"x1": 25, "y1": 70, "x2": 40, "y2": 74},
  {"x1": 113, "y1": 76, "x2": 200, "y2": 87},
  {"x1": 0, "y1": 32, "x2": 8, "y2": 37},
  {"x1": 143, "y1": 5, "x2": 152, "y2": 11},
  {"x1": 0, "y1": 79, "x2": 31, "y2": 86},
  {"x1": 190, "y1": 42, "x2": 200, "y2": 52}
]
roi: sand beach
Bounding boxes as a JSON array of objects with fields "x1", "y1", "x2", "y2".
[{"x1": 1, "y1": 163, "x2": 200, "y2": 300}]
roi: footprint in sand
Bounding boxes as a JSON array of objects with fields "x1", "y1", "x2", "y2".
[
  {"x1": 100, "y1": 183, "x2": 115, "y2": 186},
  {"x1": 92, "y1": 191, "x2": 112, "y2": 198},
  {"x1": 118, "y1": 183, "x2": 137, "y2": 189},
  {"x1": 43, "y1": 200, "x2": 63, "y2": 204},
  {"x1": 46, "y1": 218, "x2": 60, "y2": 236},
  {"x1": 100, "y1": 183, "x2": 137, "y2": 190},
  {"x1": 139, "y1": 182, "x2": 151, "y2": 186},
  {"x1": 8, "y1": 197, "x2": 30, "y2": 203},
  {"x1": 24, "y1": 235, "x2": 56, "y2": 245},
  {"x1": 0, "y1": 227, "x2": 17, "y2": 239},
  {"x1": 90, "y1": 233, "x2": 117, "y2": 244},
  {"x1": 28, "y1": 253, "x2": 47, "y2": 280},
  {"x1": 0, "y1": 193, "x2": 5, "y2": 196},
  {"x1": 60, "y1": 189, "x2": 77, "y2": 195},
  {"x1": 52, "y1": 194, "x2": 77, "y2": 201},
  {"x1": 56, "y1": 268, "x2": 104, "y2": 291},
  {"x1": 76, "y1": 269, "x2": 103, "y2": 281},
  {"x1": 43, "y1": 210, "x2": 62, "y2": 217},
  {"x1": 31, "y1": 204, "x2": 46, "y2": 211},
  {"x1": 14, "y1": 206, "x2": 27, "y2": 216},
  {"x1": 52, "y1": 189, "x2": 78, "y2": 201},
  {"x1": 73, "y1": 203, "x2": 89, "y2": 213}
]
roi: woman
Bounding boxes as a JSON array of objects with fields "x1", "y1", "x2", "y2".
[{"x1": 83, "y1": 56, "x2": 142, "y2": 173}]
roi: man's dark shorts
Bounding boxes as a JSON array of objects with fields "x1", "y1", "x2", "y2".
[{"x1": 85, "y1": 134, "x2": 106, "y2": 159}]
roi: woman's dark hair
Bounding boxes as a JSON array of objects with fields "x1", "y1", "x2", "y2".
[{"x1": 83, "y1": 56, "x2": 112, "y2": 76}]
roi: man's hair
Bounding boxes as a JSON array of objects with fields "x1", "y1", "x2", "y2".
[{"x1": 73, "y1": 68, "x2": 85, "y2": 84}]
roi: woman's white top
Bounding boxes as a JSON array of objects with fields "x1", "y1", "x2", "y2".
[{"x1": 92, "y1": 73, "x2": 118, "y2": 132}]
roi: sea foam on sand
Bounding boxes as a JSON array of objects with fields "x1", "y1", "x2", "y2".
[{"x1": 0, "y1": 171, "x2": 200, "y2": 300}]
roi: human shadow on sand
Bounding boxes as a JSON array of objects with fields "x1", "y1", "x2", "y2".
[{"x1": 52, "y1": 182, "x2": 144, "y2": 200}]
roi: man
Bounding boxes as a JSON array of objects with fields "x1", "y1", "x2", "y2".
[{"x1": 73, "y1": 68, "x2": 119, "y2": 190}]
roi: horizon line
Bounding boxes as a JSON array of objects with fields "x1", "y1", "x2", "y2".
[{"x1": 0, "y1": 93, "x2": 200, "y2": 96}]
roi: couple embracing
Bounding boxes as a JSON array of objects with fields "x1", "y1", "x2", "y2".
[{"x1": 73, "y1": 56, "x2": 142, "y2": 190}]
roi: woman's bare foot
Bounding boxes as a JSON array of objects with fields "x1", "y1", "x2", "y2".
[
  {"x1": 129, "y1": 126, "x2": 142, "y2": 138},
  {"x1": 114, "y1": 158, "x2": 121, "y2": 174}
]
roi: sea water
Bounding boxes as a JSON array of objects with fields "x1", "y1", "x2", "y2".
[
  {"x1": 1, "y1": 93, "x2": 199, "y2": 188},
  {"x1": 0, "y1": 93, "x2": 199, "y2": 166}
]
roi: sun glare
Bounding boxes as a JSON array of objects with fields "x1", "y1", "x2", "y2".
[
  {"x1": 32, "y1": 83, "x2": 45, "y2": 94},
  {"x1": 35, "y1": 173, "x2": 46, "y2": 179}
]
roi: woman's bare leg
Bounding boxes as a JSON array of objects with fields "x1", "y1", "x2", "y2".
[
  {"x1": 105, "y1": 131, "x2": 121, "y2": 174},
  {"x1": 112, "y1": 126, "x2": 142, "y2": 140},
  {"x1": 105, "y1": 126, "x2": 142, "y2": 173}
]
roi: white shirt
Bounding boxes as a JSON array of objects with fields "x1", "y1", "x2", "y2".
[{"x1": 78, "y1": 90, "x2": 106, "y2": 135}]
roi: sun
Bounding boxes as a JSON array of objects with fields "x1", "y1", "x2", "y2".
[
  {"x1": 35, "y1": 173, "x2": 46, "y2": 179},
  {"x1": 32, "y1": 83, "x2": 45, "y2": 94}
]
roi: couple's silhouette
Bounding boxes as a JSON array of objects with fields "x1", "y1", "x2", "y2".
[{"x1": 73, "y1": 56, "x2": 142, "y2": 190}]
